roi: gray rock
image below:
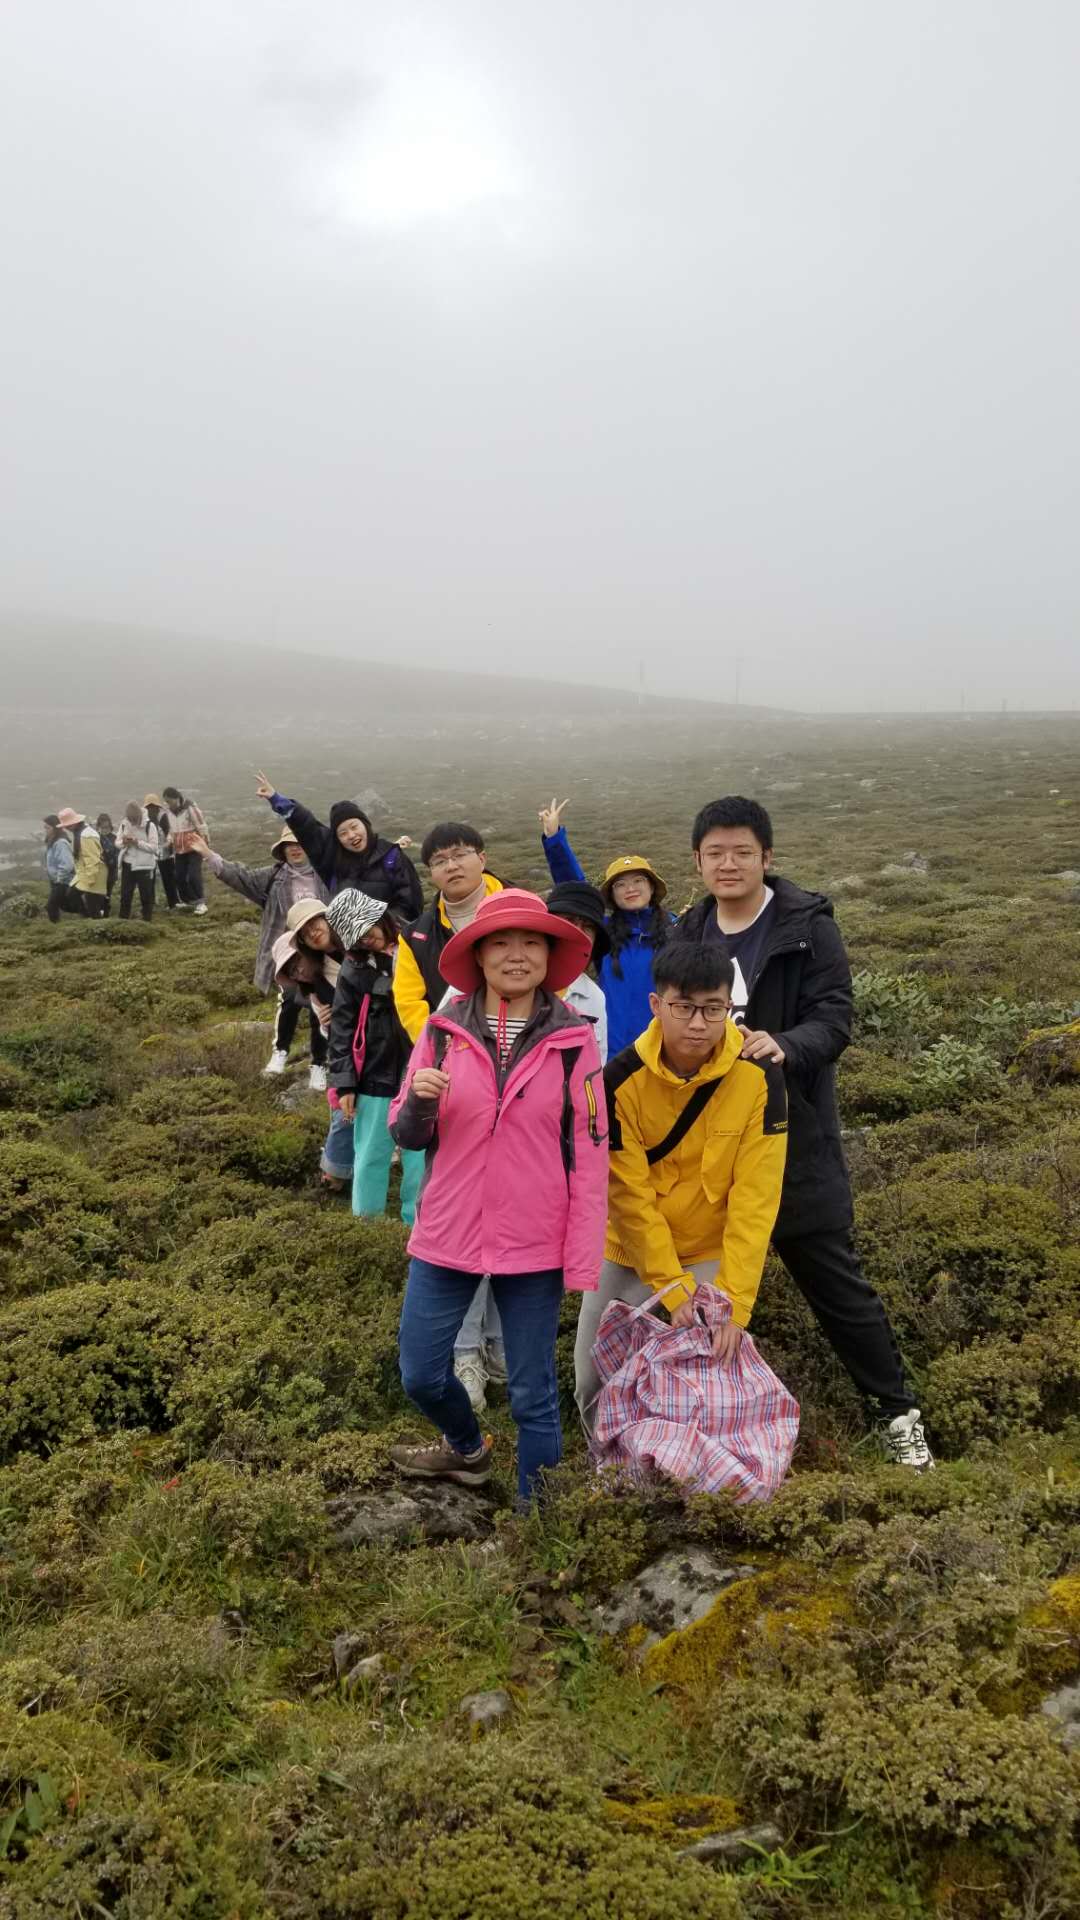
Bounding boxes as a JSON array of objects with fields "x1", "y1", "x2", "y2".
[
  {"x1": 679, "y1": 1823, "x2": 783, "y2": 1865},
  {"x1": 1041, "y1": 1682, "x2": 1080, "y2": 1750},
  {"x1": 277, "y1": 1078, "x2": 318, "y2": 1111},
  {"x1": 459, "y1": 1688, "x2": 513, "y2": 1732},
  {"x1": 344, "y1": 1654, "x2": 387, "y2": 1688},
  {"x1": 901, "y1": 850, "x2": 930, "y2": 872},
  {"x1": 328, "y1": 1478, "x2": 495, "y2": 1549},
  {"x1": 332, "y1": 1631, "x2": 365, "y2": 1678},
  {"x1": 595, "y1": 1548, "x2": 755, "y2": 1649}
]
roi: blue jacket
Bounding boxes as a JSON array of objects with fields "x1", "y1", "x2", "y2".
[
  {"x1": 542, "y1": 827, "x2": 674, "y2": 1056},
  {"x1": 45, "y1": 838, "x2": 75, "y2": 885}
]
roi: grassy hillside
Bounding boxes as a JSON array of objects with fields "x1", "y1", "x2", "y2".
[{"x1": 0, "y1": 716, "x2": 1078, "y2": 1917}]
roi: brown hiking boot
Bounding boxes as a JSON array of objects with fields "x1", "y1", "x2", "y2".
[{"x1": 389, "y1": 1435, "x2": 493, "y2": 1487}]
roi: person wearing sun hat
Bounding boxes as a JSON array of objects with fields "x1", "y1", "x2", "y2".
[
  {"x1": 56, "y1": 807, "x2": 108, "y2": 916},
  {"x1": 323, "y1": 889, "x2": 426, "y2": 1224},
  {"x1": 538, "y1": 799, "x2": 676, "y2": 1057},
  {"x1": 184, "y1": 821, "x2": 329, "y2": 1084},
  {"x1": 387, "y1": 889, "x2": 609, "y2": 1504},
  {"x1": 42, "y1": 815, "x2": 78, "y2": 920}
]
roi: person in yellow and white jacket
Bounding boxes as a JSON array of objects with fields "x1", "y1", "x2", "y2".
[{"x1": 574, "y1": 940, "x2": 788, "y2": 1432}]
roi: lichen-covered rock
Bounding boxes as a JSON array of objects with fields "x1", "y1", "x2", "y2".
[
  {"x1": 643, "y1": 1562, "x2": 852, "y2": 1695},
  {"x1": 328, "y1": 1477, "x2": 496, "y2": 1548},
  {"x1": 1041, "y1": 1682, "x2": 1080, "y2": 1750},
  {"x1": 459, "y1": 1688, "x2": 513, "y2": 1732},
  {"x1": 1010, "y1": 1018, "x2": 1080, "y2": 1086},
  {"x1": 678, "y1": 1822, "x2": 783, "y2": 1864},
  {"x1": 595, "y1": 1548, "x2": 754, "y2": 1648}
]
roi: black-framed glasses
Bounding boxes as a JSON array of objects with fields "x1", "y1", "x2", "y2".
[{"x1": 663, "y1": 998, "x2": 732, "y2": 1024}]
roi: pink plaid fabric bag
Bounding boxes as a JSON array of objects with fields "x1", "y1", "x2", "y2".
[{"x1": 590, "y1": 1282, "x2": 799, "y2": 1501}]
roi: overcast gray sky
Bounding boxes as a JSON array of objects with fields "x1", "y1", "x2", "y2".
[{"x1": 2, "y1": 1, "x2": 1078, "y2": 711}]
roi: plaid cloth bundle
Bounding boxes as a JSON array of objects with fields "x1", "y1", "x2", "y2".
[{"x1": 590, "y1": 1282, "x2": 799, "y2": 1501}]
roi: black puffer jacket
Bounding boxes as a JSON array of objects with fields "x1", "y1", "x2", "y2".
[
  {"x1": 328, "y1": 950, "x2": 412, "y2": 1100},
  {"x1": 675, "y1": 876, "x2": 853, "y2": 1236},
  {"x1": 268, "y1": 795, "x2": 423, "y2": 919}
]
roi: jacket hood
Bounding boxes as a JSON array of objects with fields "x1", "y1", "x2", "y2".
[
  {"x1": 635, "y1": 1015, "x2": 743, "y2": 1085},
  {"x1": 433, "y1": 984, "x2": 591, "y2": 1050},
  {"x1": 679, "y1": 874, "x2": 834, "y2": 940}
]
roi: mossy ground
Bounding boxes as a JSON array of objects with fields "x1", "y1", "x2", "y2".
[{"x1": 0, "y1": 714, "x2": 1078, "y2": 1917}]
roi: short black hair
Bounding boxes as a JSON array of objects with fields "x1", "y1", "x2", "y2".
[
  {"x1": 691, "y1": 796, "x2": 773, "y2": 854},
  {"x1": 652, "y1": 943, "x2": 735, "y2": 998},
  {"x1": 162, "y1": 785, "x2": 182, "y2": 803},
  {"x1": 420, "y1": 821, "x2": 485, "y2": 866}
]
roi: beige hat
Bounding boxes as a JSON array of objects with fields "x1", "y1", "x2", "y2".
[
  {"x1": 271, "y1": 823, "x2": 301, "y2": 861},
  {"x1": 285, "y1": 897, "x2": 331, "y2": 937},
  {"x1": 143, "y1": 792, "x2": 162, "y2": 808}
]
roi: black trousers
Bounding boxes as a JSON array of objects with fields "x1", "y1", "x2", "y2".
[
  {"x1": 157, "y1": 857, "x2": 180, "y2": 908},
  {"x1": 46, "y1": 882, "x2": 83, "y2": 923},
  {"x1": 119, "y1": 867, "x2": 155, "y2": 920},
  {"x1": 175, "y1": 850, "x2": 204, "y2": 904},
  {"x1": 772, "y1": 1227, "x2": 912, "y2": 1419},
  {"x1": 77, "y1": 890, "x2": 107, "y2": 919},
  {"x1": 274, "y1": 987, "x2": 328, "y2": 1064}
]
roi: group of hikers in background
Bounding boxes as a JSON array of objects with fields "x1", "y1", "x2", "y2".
[
  {"x1": 40, "y1": 774, "x2": 935, "y2": 1502},
  {"x1": 41, "y1": 789, "x2": 209, "y2": 921}
]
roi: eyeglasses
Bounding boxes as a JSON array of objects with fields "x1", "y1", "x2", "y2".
[
  {"x1": 662, "y1": 998, "x2": 732, "y2": 1023},
  {"x1": 429, "y1": 847, "x2": 478, "y2": 872}
]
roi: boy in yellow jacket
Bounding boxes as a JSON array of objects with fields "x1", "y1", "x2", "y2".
[{"x1": 575, "y1": 941, "x2": 788, "y2": 1431}]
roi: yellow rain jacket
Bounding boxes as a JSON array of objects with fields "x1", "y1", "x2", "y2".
[
  {"x1": 605, "y1": 1017, "x2": 788, "y2": 1325},
  {"x1": 394, "y1": 873, "x2": 504, "y2": 1040},
  {"x1": 73, "y1": 828, "x2": 107, "y2": 897}
]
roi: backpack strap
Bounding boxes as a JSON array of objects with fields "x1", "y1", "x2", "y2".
[
  {"x1": 645, "y1": 1077, "x2": 723, "y2": 1165},
  {"x1": 602, "y1": 1046, "x2": 648, "y2": 1152}
]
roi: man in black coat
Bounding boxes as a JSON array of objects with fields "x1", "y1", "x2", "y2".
[{"x1": 673, "y1": 796, "x2": 932, "y2": 1469}]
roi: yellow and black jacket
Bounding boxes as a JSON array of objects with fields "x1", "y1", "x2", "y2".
[
  {"x1": 604, "y1": 1018, "x2": 788, "y2": 1324},
  {"x1": 394, "y1": 873, "x2": 504, "y2": 1041}
]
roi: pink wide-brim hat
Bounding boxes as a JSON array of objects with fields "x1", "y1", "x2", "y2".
[
  {"x1": 56, "y1": 807, "x2": 86, "y2": 829},
  {"x1": 439, "y1": 888, "x2": 592, "y2": 995}
]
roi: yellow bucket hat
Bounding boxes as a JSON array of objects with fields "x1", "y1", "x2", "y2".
[{"x1": 600, "y1": 854, "x2": 667, "y2": 906}]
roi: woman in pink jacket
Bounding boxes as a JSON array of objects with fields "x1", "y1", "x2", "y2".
[{"x1": 388, "y1": 889, "x2": 608, "y2": 1504}]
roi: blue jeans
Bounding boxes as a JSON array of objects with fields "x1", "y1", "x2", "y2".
[{"x1": 398, "y1": 1258, "x2": 564, "y2": 1504}]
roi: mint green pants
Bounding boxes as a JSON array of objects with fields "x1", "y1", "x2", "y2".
[{"x1": 352, "y1": 1095, "x2": 425, "y2": 1224}]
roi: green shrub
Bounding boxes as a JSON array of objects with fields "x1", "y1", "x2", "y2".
[
  {"x1": 852, "y1": 969, "x2": 938, "y2": 1054},
  {"x1": 910, "y1": 1036, "x2": 1003, "y2": 1109}
]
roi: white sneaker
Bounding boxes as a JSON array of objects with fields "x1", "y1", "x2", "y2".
[
  {"x1": 192, "y1": 901, "x2": 208, "y2": 915},
  {"x1": 879, "y1": 1408, "x2": 934, "y2": 1471},
  {"x1": 308, "y1": 1064, "x2": 328, "y2": 1092},
  {"x1": 454, "y1": 1350, "x2": 487, "y2": 1415},
  {"x1": 263, "y1": 1049, "x2": 289, "y2": 1077}
]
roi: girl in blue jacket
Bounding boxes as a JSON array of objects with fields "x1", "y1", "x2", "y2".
[{"x1": 538, "y1": 798, "x2": 674, "y2": 1056}]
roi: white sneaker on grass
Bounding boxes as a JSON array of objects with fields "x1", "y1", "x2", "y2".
[
  {"x1": 263, "y1": 1049, "x2": 289, "y2": 1076},
  {"x1": 192, "y1": 901, "x2": 208, "y2": 915},
  {"x1": 879, "y1": 1408, "x2": 934, "y2": 1471},
  {"x1": 309, "y1": 1064, "x2": 328, "y2": 1092},
  {"x1": 454, "y1": 1350, "x2": 488, "y2": 1415}
]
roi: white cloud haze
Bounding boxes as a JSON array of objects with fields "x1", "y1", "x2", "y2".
[{"x1": 1, "y1": 0, "x2": 1078, "y2": 709}]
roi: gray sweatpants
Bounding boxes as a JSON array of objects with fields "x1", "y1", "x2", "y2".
[{"x1": 573, "y1": 1256, "x2": 721, "y2": 1435}]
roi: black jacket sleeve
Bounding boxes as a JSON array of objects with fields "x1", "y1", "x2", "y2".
[
  {"x1": 275, "y1": 798, "x2": 337, "y2": 888},
  {"x1": 772, "y1": 916, "x2": 853, "y2": 1077},
  {"x1": 327, "y1": 958, "x2": 365, "y2": 1094},
  {"x1": 382, "y1": 845, "x2": 424, "y2": 921}
]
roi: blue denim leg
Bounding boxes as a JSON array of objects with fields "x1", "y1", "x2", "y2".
[
  {"x1": 489, "y1": 1270, "x2": 564, "y2": 1504},
  {"x1": 320, "y1": 1105, "x2": 355, "y2": 1180},
  {"x1": 398, "y1": 1259, "x2": 485, "y2": 1457},
  {"x1": 454, "y1": 1277, "x2": 491, "y2": 1355}
]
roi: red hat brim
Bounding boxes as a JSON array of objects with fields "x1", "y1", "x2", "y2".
[{"x1": 439, "y1": 906, "x2": 592, "y2": 995}]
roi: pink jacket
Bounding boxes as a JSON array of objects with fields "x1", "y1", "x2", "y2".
[{"x1": 389, "y1": 993, "x2": 608, "y2": 1291}]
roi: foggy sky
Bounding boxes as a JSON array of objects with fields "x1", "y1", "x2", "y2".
[{"x1": 2, "y1": 1, "x2": 1078, "y2": 712}]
